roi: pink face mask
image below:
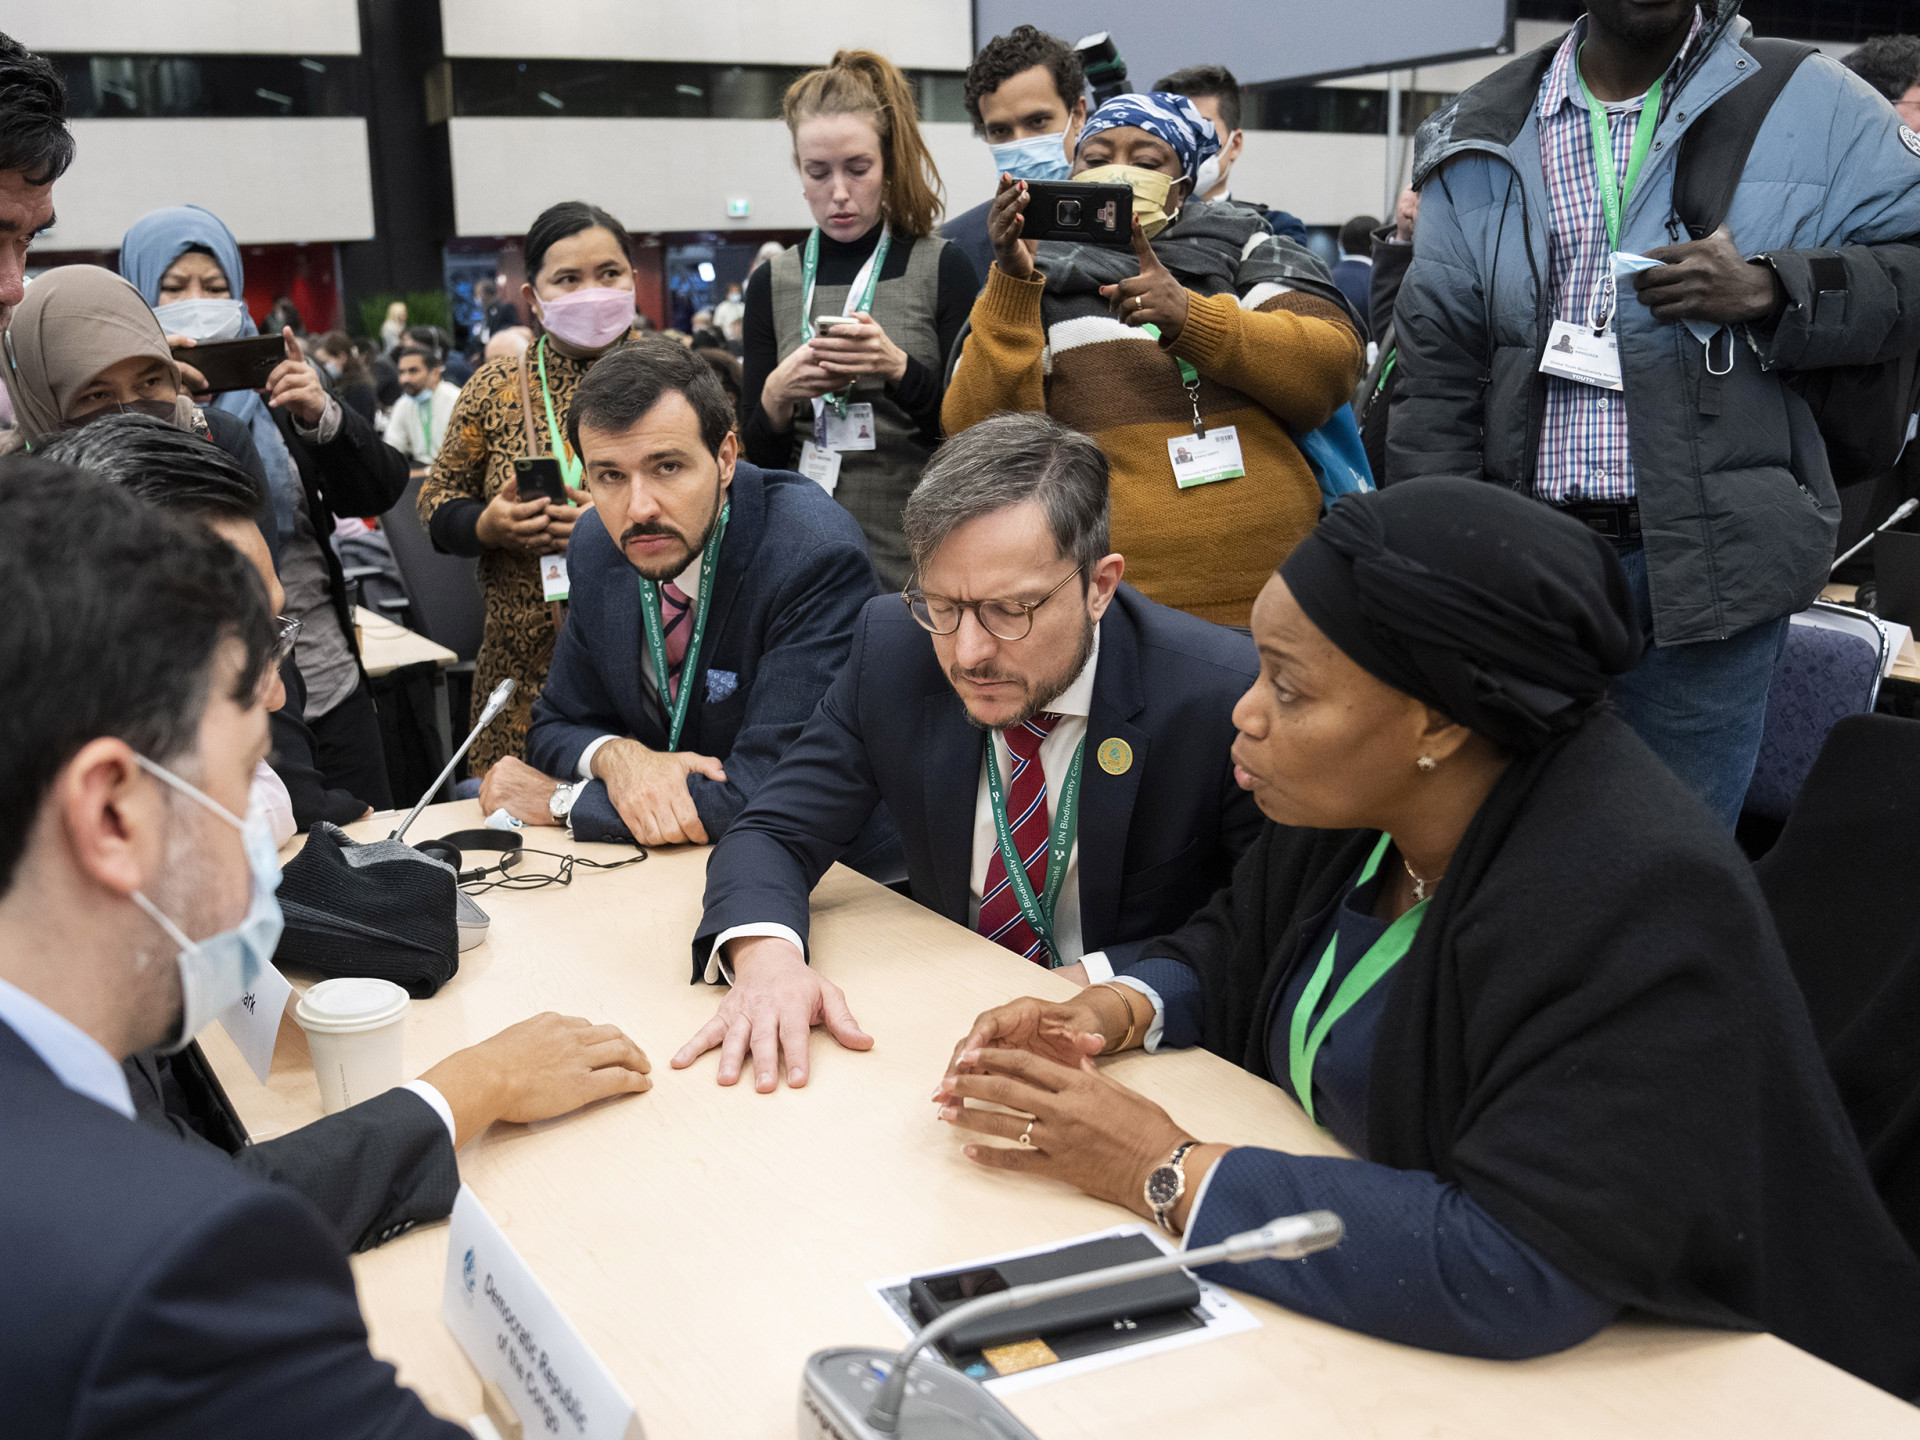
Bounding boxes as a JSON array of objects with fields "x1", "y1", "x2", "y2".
[{"x1": 537, "y1": 285, "x2": 635, "y2": 351}]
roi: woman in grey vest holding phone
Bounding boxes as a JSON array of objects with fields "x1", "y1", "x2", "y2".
[{"x1": 739, "y1": 49, "x2": 978, "y2": 589}]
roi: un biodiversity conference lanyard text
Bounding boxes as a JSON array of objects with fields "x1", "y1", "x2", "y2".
[
  {"x1": 536, "y1": 335, "x2": 585, "y2": 490},
  {"x1": 800, "y1": 226, "x2": 889, "y2": 420},
  {"x1": 637, "y1": 502, "x2": 730, "y2": 753},
  {"x1": 1577, "y1": 53, "x2": 1663, "y2": 255},
  {"x1": 983, "y1": 735, "x2": 1085, "y2": 967},
  {"x1": 1287, "y1": 833, "x2": 1428, "y2": 1126}
]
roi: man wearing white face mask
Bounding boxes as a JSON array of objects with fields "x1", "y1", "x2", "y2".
[
  {"x1": 942, "y1": 25, "x2": 1088, "y2": 293},
  {"x1": 0, "y1": 461, "x2": 652, "y2": 1435}
]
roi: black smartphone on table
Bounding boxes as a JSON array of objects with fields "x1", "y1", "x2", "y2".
[
  {"x1": 906, "y1": 1233, "x2": 1200, "y2": 1352},
  {"x1": 514, "y1": 456, "x2": 570, "y2": 504},
  {"x1": 1018, "y1": 180, "x2": 1134, "y2": 247},
  {"x1": 169, "y1": 335, "x2": 285, "y2": 393}
]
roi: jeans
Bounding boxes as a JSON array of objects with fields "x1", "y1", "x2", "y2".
[{"x1": 1607, "y1": 543, "x2": 1789, "y2": 828}]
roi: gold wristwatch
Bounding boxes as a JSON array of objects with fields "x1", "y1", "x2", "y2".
[{"x1": 1145, "y1": 1140, "x2": 1200, "y2": 1235}]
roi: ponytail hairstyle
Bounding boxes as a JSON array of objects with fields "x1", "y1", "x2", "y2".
[{"x1": 782, "y1": 49, "x2": 944, "y2": 238}]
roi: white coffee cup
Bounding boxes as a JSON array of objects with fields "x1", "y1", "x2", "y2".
[{"x1": 295, "y1": 977, "x2": 411, "y2": 1114}]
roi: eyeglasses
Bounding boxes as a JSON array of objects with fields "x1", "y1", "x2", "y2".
[
  {"x1": 902, "y1": 567, "x2": 1083, "y2": 642},
  {"x1": 269, "y1": 615, "x2": 301, "y2": 670}
]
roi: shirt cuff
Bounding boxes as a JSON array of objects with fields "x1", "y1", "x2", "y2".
[
  {"x1": 291, "y1": 395, "x2": 343, "y2": 445},
  {"x1": 577, "y1": 734, "x2": 619, "y2": 781},
  {"x1": 1109, "y1": 976, "x2": 1167, "y2": 1052},
  {"x1": 1178, "y1": 1146, "x2": 1233, "y2": 1249},
  {"x1": 1079, "y1": 950, "x2": 1115, "y2": 984},
  {"x1": 704, "y1": 923, "x2": 806, "y2": 985},
  {"x1": 402, "y1": 1079, "x2": 459, "y2": 1146}
]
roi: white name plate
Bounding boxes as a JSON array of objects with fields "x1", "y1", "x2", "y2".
[{"x1": 442, "y1": 1186, "x2": 644, "y2": 1440}]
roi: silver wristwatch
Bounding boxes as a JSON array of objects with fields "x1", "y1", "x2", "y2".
[
  {"x1": 1145, "y1": 1140, "x2": 1200, "y2": 1235},
  {"x1": 548, "y1": 779, "x2": 586, "y2": 824}
]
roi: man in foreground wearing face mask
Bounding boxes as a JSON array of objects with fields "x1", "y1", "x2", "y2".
[
  {"x1": 485, "y1": 339, "x2": 896, "y2": 864},
  {"x1": 942, "y1": 24, "x2": 1088, "y2": 293},
  {"x1": 0, "y1": 461, "x2": 481, "y2": 1437},
  {"x1": 673, "y1": 413, "x2": 1261, "y2": 1094},
  {"x1": 943, "y1": 91, "x2": 1364, "y2": 629}
]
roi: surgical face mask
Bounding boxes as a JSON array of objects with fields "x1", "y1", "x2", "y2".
[
  {"x1": 128, "y1": 754, "x2": 285, "y2": 1055},
  {"x1": 70, "y1": 397, "x2": 180, "y2": 429},
  {"x1": 320, "y1": 358, "x2": 342, "y2": 379},
  {"x1": 154, "y1": 297, "x2": 247, "y2": 342},
  {"x1": 1193, "y1": 154, "x2": 1224, "y2": 199},
  {"x1": 988, "y1": 130, "x2": 1072, "y2": 183},
  {"x1": 1075, "y1": 163, "x2": 1179, "y2": 237},
  {"x1": 537, "y1": 285, "x2": 636, "y2": 352}
]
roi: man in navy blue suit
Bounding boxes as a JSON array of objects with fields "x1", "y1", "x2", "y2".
[
  {"x1": 0, "y1": 462, "x2": 466, "y2": 1438},
  {"x1": 674, "y1": 413, "x2": 1263, "y2": 1093},
  {"x1": 484, "y1": 339, "x2": 892, "y2": 864}
]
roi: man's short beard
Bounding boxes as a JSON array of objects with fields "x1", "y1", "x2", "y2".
[
  {"x1": 622, "y1": 481, "x2": 724, "y2": 582},
  {"x1": 958, "y1": 612, "x2": 1096, "y2": 731},
  {"x1": 1588, "y1": 0, "x2": 1696, "y2": 49}
]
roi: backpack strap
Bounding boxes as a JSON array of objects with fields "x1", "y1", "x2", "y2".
[{"x1": 1672, "y1": 37, "x2": 1818, "y2": 240}]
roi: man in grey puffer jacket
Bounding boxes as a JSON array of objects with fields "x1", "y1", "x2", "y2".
[{"x1": 1389, "y1": 0, "x2": 1920, "y2": 825}]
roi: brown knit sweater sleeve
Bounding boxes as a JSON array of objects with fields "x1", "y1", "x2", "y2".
[
  {"x1": 1173, "y1": 290, "x2": 1364, "y2": 434},
  {"x1": 941, "y1": 264, "x2": 1048, "y2": 436}
]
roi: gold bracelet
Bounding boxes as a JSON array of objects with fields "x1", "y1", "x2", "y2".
[{"x1": 1091, "y1": 982, "x2": 1141, "y2": 1054}]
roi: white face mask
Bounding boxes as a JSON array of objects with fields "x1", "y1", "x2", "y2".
[
  {"x1": 154, "y1": 297, "x2": 248, "y2": 342},
  {"x1": 129, "y1": 755, "x2": 286, "y2": 1054},
  {"x1": 1194, "y1": 154, "x2": 1224, "y2": 198}
]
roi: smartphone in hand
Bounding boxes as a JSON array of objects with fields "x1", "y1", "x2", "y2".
[
  {"x1": 170, "y1": 335, "x2": 285, "y2": 393},
  {"x1": 1018, "y1": 181, "x2": 1135, "y2": 247},
  {"x1": 513, "y1": 456, "x2": 569, "y2": 505}
]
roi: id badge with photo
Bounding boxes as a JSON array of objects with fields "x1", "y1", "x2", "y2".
[
  {"x1": 1538, "y1": 319, "x2": 1623, "y2": 391},
  {"x1": 541, "y1": 554, "x2": 571, "y2": 602},
  {"x1": 799, "y1": 440, "x2": 842, "y2": 495},
  {"x1": 1168, "y1": 426, "x2": 1247, "y2": 489},
  {"x1": 823, "y1": 402, "x2": 877, "y2": 452}
]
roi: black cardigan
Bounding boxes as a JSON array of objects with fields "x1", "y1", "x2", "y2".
[{"x1": 1138, "y1": 711, "x2": 1920, "y2": 1396}]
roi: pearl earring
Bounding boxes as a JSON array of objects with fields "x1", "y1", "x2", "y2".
[{"x1": 1416, "y1": 756, "x2": 1437, "y2": 772}]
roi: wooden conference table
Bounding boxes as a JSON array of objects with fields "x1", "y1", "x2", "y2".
[{"x1": 200, "y1": 803, "x2": 1920, "y2": 1440}]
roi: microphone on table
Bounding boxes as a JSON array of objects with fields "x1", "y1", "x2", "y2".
[
  {"x1": 799, "y1": 1210, "x2": 1344, "y2": 1440},
  {"x1": 391, "y1": 677, "x2": 516, "y2": 844},
  {"x1": 1830, "y1": 496, "x2": 1919, "y2": 574}
]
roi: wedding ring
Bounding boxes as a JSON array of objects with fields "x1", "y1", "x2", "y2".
[{"x1": 1018, "y1": 1120, "x2": 1036, "y2": 1148}]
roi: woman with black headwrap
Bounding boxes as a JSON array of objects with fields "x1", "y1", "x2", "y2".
[{"x1": 933, "y1": 478, "x2": 1920, "y2": 1393}]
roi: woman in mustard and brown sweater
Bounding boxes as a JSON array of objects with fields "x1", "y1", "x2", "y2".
[{"x1": 942, "y1": 92, "x2": 1363, "y2": 626}]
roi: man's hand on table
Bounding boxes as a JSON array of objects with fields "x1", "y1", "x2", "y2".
[
  {"x1": 420, "y1": 1011, "x2": 652, "y2": 1147},
  {"x1": 671, "y1": 935, "x2": 870, "y2": 1092},
  {"x1": 478, "y1": 756, "x2": 563, "y2": 826},
  {"x1": 591, "y1": 737, "x2": 727, "y2": 846}
]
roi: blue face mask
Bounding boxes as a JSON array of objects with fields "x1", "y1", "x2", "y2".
[
  {"x1": 154, "y1": 297, "x2": 247, "y2": 342},
  {"x1": 129, "y1": 755, "x2": 286, "y2": 1054},
  {"x1": 988, "y1": 130, "x2": 1072, "y2": 183}
]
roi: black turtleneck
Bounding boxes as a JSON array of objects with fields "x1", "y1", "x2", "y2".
[{"x1": 739, "y1": 222, "x2": 978, "y2": 468}]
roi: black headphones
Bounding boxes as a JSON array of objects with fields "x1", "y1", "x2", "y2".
[{"x1": 413, "y1": 829, "x2": 523, "y2": 884}]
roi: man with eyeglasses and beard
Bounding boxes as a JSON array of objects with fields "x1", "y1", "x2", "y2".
[
  {"x1": 676, "y1": 411, "x2": 1262, "y2": 1094},
  {"x1": 496, "y1": 337, "x2": 897, "y2": 870}
]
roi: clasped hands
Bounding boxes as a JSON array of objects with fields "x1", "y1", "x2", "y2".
[{"x1": 480, "y1": 740, "x2": 726, "y2": 847}]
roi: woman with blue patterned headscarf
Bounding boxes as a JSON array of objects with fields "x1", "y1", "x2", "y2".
[
  {"x1": 944, "y1": 92, "x2": 1367, "y2": 627},
  {"x1": 119, "y1": 205, "x2": 303, "y2": 548}
]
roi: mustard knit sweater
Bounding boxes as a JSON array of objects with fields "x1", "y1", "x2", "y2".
[{"x1": 943, "y1": 264, "x2": 1364, "y2": 626}]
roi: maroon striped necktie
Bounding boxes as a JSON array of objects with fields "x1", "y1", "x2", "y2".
[
  {"x1": 660, "y1": 581, "x2": 692, "y2": 700},
  {"x1": 977, "y1": 713, "x2": 1062, "y2": 965}
]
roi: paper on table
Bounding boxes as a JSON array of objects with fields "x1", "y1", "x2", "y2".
[
  {"x1": 1613, "y1": 252, "x2": 1721, "y2": 345},
  {"x1": 217, "y1": 959, "x2": 292, "y2": 1083},
  {"x1": 866, "y1": 1223, "x2": 1259, "y2": 1396}
]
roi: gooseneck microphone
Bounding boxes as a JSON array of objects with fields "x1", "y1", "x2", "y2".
[
  {"x1": 800, "y1": 1210, "x2": 1344, "y2": 1440},
  {"x1": 1830, "y1": 496, "x2": 1919, "y2": 574},
  {"x1": 391, "y1": 676, "x2": 516, "y2": 843}
]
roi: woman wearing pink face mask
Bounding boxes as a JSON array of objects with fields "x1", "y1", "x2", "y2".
[{"x1": 419, "y1": 201, "x2": 641, "y2": 772}]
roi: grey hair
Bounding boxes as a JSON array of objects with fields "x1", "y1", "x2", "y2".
[{"x1": 903, "y1": 413, "x2": 1110, "y2": 581}]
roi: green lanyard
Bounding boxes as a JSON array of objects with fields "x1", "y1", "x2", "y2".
[
  {"x1": 1140, "y1": 321, "x2": 1207, "y2": 436},
  {"x1": 636, "y1": 501, "x2": 730, "y2": 752},
  {"x1": 982, "y1": 734, "x2": 1085, "y2": 967},
  {"x1": 1576, "y1": 50, "x2": 1663, "y2": 254},
  {"x1": 799, "y1": 226, "x2": 890, "y2": 420},
  {"x1": 1287, "y1": 833, "x2": 1429, "y2": 1126},
  {"x1": 418, "y1": 392, "x2": 433, "y2": 457},
  {"x1": 534, "y1": 335, "x2": 584, "y2": 490}
]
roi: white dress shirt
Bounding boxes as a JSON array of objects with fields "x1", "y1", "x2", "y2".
[
  {"x1": 0, "y1": 975, "x2": 134, "y2": 1118},
  {"x1": 709, "y1": 632, "x2": 1103, "y2": 981},
  {"x1": 383, "y1": 379, "x2": 462, "y2": 466},
  {"x1": 576, "y1": 553, "x2": 704, "y2": 781}
]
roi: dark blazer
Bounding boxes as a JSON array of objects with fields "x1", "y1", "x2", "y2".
[
  {"x1": 527, "y1": 461, "x2": 887, "y2": 845},
  {"x1": 0, "y1": 1022, "x2": 462, "y2": 1440},
  {"x1": 941, "y1": 198, "x2": 997, "y2": 295},
  {"x1": 126, "y1": 1043, "x2": 459, "y2": 1254},
  {"x1": 693, "y1": 584, "x2": 1263, "y2": 977}
]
